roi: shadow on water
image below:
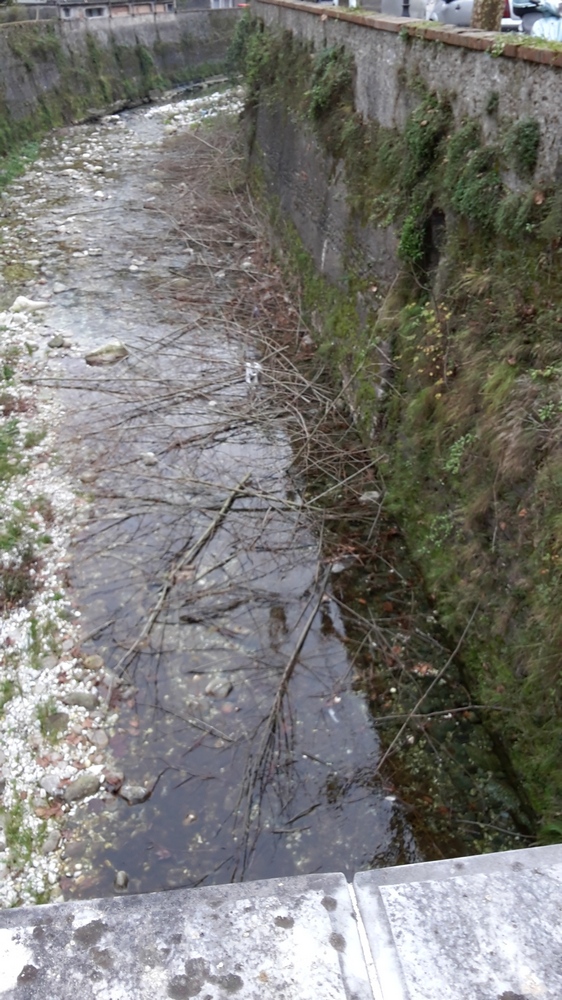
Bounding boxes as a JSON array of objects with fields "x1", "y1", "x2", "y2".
[{"x1": 2, "y1": 96, "x2": 533, "y2": 899}]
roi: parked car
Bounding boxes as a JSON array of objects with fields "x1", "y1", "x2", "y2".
[
  {"x1": 382, "y1": 0, "x2": 523, "y2": 29},
  {"x1": 425, "y1": 0, "x2": 522, "y2": 29}
]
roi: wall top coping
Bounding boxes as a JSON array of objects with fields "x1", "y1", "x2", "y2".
[
  {"x1": 1, "y1": 846, "x2": 562, "y2": 998},
  {"x1": 253, "y1": 0, "x2": 562, "y2": 69}
]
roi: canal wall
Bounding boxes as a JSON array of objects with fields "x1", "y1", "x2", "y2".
[
  {"x1": 0, "y1": 9, "x2": 239, "y2": 158},
  {"x1": 242, "y1": 1, "x2": 562, "y2": 834}
]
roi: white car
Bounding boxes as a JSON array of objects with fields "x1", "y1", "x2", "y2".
[
  {"x1": 425, "y1": 0, "x2": 522, "y2": 29},
  {"x1": 381, "y1": 0, "x2": 523, "y2": 29}
]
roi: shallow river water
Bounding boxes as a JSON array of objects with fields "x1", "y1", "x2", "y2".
[{"x1": 0, "y1": 90, "x2": 533, "y2": 900}]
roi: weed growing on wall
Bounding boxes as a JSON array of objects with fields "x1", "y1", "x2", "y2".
[
  {"x1": 7, "y1": 23, "x2": 63, "y2": 72},
  {"x1": 504, "y1": 118, "x2": 541, "y2": 178},
  {"x1": 240, "y1": 16, "x2": 562, "y2": 837},
  {"x1": 306, "y1": 45, "x2": 354, "y2": 120},
  {"x1": 136, "y1": 42, "x2": 165, "y2": 91}
]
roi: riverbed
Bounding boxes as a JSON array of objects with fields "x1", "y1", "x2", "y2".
[{"x1": 0, "y1": 88, "x2": 533, "y2": 906}]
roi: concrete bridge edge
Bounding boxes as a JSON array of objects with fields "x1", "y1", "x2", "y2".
[{"x1": 1, "y1": 843, "x2": 561, "y2": 997}]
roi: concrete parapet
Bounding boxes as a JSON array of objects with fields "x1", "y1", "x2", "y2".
[
  {"x1": 1, "y1": 846, "x2": 562, "y2": 997},
  {"x1": 354, "y1": 844, "x2": 562, "y2": 999},
  {"x1": 0, "y1": 871, "x2": 373, "y2": 998}
]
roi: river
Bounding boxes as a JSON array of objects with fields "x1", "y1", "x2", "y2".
[{"x1": 0, "y1": 87, "x2": 533, "y2": 904}]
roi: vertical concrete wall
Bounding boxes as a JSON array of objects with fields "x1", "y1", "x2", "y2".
[{"x1": 61, "y1": 8, "x2": 240, "y2": 77}]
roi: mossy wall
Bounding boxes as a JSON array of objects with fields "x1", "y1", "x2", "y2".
[
  {"x1": 0, "y1": 10, "x2": 238, "y2": 172},
  {"x1": 237, "y1": 8, "x2": 562, "y2": 839}
]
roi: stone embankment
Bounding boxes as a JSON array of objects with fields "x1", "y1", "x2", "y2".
[
  {"x1": 241, "y1": 0, "x2": 562, "y2": 833},
  {"x1": 0, "y1": 5, "x2": 239, "y2": 161}
]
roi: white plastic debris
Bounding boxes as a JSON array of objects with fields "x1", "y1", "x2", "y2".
[
  {"x1": 358, "y1": 490, "x2": 381, "y2": 504},
  {"x1": 245, "y1": 361, "x2": 263, "y2": 386},
  {"x1": 10, "y1": 296, "x2": 51, "y2": 313}
]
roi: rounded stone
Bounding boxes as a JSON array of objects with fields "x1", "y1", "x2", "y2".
[
  {"x1": 63, "y1": 773, "x2": 101, "y2": 803},
  {"x1": 85, "y1": 341, "x2": 128, "y2": 366},
  {"x1": 41, "y1": 712, "x2": 69, "y2": 737},
  {"x1": 47, "y1": 335, "x2": 66, "y2": 349},
  {"x1": 119, "y1": 783, "x2": 151, "y2": 805},
  {"x1": 39, "y1": 774, "x2": 63, "y2": 798},
  {"x1": 114, "y1": 870, "x2": 129, "y2": 891},
  {"x1": 62, "y1": 690, "x2": 99, "y2": 710},
  {"x1": 82, "y1": 654, "x2": 104, "y2": 671},
  {"x1": 42, "y1": 830, "x2": 61, "y2": 855},
  {"x1": 204, "y1": 677, "x2": 233, "y2": 699},
  {"x1": 88, "y1": 729, "x2": 109, "y2": 749}
]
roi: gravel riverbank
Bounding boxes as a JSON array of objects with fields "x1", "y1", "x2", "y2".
[{"x1": 0, "y1": 292, "x2": 114, "y2": 907}]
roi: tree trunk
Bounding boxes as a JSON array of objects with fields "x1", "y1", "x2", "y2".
[{"x1": 471, "y1": 0, "x2": 504, "y2": 29}]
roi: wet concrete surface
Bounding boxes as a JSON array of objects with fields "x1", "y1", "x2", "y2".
[{"x1": 0, "y1": 91, "x2": 532, "y2": 901}]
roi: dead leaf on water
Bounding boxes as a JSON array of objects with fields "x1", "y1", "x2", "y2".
[
  {"x1": 411, "y1": 662, "x2": 438, "y2": 677},
  {"x1": 35, "y1": 803, "x2": 63, "y2": 819}
]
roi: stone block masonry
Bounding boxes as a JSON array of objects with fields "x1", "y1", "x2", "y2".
[
  {"x1": 246, "y1": 0, "x2": 562, "y2": 292},
  {"x1": 1, "y1": 845, "x2": 561, "y2": 997},
  {"x1": 252, "y1": 0, "x2": 562, "y2": 187}
]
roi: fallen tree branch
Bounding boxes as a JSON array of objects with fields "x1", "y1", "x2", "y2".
[
  {"x1": 373, "y1": 603, "x2": 481, "y2": 776},
  {"x1": 237, "y1": 565, "x2": 332, "y2": 862},
  {"x1": 375, "y1": 704, "x2": 510, "y2": 723},
  {"x1": 114, "y1": 472, "x2": 250, "y2": 675}
]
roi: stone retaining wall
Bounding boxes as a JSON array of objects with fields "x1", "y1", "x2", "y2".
[
  {"x1": 0, "y1": 9, "x2": 238, "y2": 144},
  {"x1": 244, "y1": 0, "x2": 562, "y2": 832},
  {"x1": 253, "y1": 0, "x2": 562, "y2": 185}
]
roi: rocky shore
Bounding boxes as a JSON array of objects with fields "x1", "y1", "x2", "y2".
[{"x1": 0, "y1": 292, "x2": 123, "y2": 906}]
